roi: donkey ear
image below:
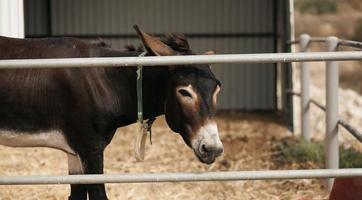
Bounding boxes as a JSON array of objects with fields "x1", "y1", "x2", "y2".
[
  {"x1": 133, "y1": 25, "x2": 176, "y2": 56},
  {"x1": 164, "y1": 33, "x2": 190, "y2": 52},
  {"x1": 204, "y1": 50, "x2": 215, "y2": 70}
]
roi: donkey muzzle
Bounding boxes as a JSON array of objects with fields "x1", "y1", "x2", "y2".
[{"x1": 192, "y1": 123, "x2": 224, "y2": 164}]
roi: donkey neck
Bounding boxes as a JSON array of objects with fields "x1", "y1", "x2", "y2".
[
  {"x1": 100, "y1": 48, "x2": 170, "y2": 123},
  {"x1": 142, "y1": 66, "x2": 170, "y2": 119}
]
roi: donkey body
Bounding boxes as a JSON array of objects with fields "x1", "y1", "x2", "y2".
[{"x1": 0, "y1": 28, "x2": 222, "y2": 200}]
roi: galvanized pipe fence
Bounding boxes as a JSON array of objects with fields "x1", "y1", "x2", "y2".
[
  {"x1": 288, "y1": 90, "x2": 362, "y2": 144},
  {"x1": 291, "y1": 34, "x2": 362, "y2": 190},
  {"x1": 0, "y1": 51, "x2": 361, "y2": 69},
  {"x1": 290, "y1": 37, "x2": 362, "y2": 49},
  {"x1": 1, "y1": 169, "x2": 362, "y2": 185},
  {"x1": 0, "y1": 48, "x2": 362, "y2": 186}
]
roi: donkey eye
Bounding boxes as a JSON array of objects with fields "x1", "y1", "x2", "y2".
[{"x1": 178, "y1": 89, "x2": 193, "y2": 98}]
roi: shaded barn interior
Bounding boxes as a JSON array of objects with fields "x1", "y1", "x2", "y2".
[{"x1": 24, "y1": 0, "x2": 293, "y2": 122}]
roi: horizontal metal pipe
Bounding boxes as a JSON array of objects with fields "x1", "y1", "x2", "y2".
[
  {"x1": 310, "y1": 37, "x2": 329, "y2": 43},
  {"x1": 288, "y1": 37, "x2": 362, "y2": 49},
  {"x1": 0, "y1": 51, "x2": 361, "y2": 69},
  {"x1": 338, "y1": 39, "x2": 362, "y2": 49},
  {"x1": 0, "y1": 169, "x2": 362, "y2": 185},
  {"x1": 288, "y1": 37, "x2": 329, "y2": 44}
]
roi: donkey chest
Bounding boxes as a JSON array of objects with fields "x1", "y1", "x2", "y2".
[{"x1": 0, "y1": 129, "x2": 75, "y2": 154}]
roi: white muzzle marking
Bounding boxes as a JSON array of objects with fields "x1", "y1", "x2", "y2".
[{"x1": 191, "y1": 122, "x2": 223, "y2": 163}]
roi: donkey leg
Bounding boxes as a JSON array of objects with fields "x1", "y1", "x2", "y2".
[
  {"x1": 67, "y1": 154, "x2": 87, "y2": 200},
  {"x1": 80, "y1": 151, "x2": 108, "y2": 200}
]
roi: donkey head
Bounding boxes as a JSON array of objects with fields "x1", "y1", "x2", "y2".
[{"x1": 135, "y1": 26, "x2": 223, "y2": 164}]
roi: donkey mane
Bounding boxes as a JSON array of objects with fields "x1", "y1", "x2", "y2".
[
  {"x1": 90, "y1": 38, "x2": 110, "y2": 48},
  {"x1": 124, "y1": 44, "x2": 144, "y2": 52}
]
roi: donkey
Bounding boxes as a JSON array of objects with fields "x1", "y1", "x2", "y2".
[{"x1": 0, "y1": 27, "x2": 223, "y2": 200}]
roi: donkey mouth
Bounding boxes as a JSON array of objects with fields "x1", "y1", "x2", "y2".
[
  {"x1": 194, "y1": 150, "x2": 218, "y2": 164},
  {"x1": 192, "y1": 139, "x2": 224, "y2": 165}
]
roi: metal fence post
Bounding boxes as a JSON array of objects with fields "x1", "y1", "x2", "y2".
[
  {"x1": 325, "y1": 36, "x2": 339, "y2": 191},
  {"x1": 300, "y1": 34, "x2": 311, "y2": 141}
]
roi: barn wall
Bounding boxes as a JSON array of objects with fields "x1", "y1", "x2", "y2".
[
  {"x1": 25, "y1": 0, "x2": 278, "y2": 110},
  {"x1": 24, "y1": 0, "x2": 49, "y2": 36}
]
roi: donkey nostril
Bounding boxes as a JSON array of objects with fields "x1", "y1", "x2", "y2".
[
  {"x1": 200, "y1": 143, "x2": 223, "y2": 157},
  {"x1": 201, "y1": 144, "x2": 208, "y2": 153}
]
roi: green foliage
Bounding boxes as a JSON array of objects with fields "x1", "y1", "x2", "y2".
[
  {"x1": 295, "y1": 0, "x2": 338, "y2": 14},
  {"x1": 340, "y1": 147, "x2": 362, "y2": 168},
  {"x1": 277, "y1": 139, "x2": 362, "y2": 168},
  {"x1": 278, "y1": 139, "x2": 324, "y2": 165},
  {"x1": 353, "y1": 18, "x2": 362, "y2": 42}
]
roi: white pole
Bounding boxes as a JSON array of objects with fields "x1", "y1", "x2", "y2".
[
  {"x1": 325, "y1": 36, "x2": 339, "y2": 191},
  {"x1": 0, "y1": 51, "x2": 361, "y2": 69},
  {"x1": 0, "y1": 0, "x2": 24, "y2": 38},
  {"x1": 300, "y1": 34, "x2": 311, "y2": 141}
]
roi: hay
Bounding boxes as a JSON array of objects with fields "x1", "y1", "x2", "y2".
[{"x1": 0, "y1": 113, "x2": 328, "y2": 199}]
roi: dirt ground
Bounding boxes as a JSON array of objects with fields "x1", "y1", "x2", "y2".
[{"x1": 0, "y1": 113, "x2": 328, "y2": 200}]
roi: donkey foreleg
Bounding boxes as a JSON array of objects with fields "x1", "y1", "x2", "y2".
[
  {"x1": 79, "y1": 151, "x2": 108, "y2": 200},
  {"x1": 67, "y1": 153, "x2": 87, "y2": 200}
]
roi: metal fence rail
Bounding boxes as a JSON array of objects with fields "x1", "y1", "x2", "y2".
[
  {"x1": 309, "y1": 97, "x2": 362, "y2": 144},
  {"x1": 291, "y1": 34, "x2": 362, "y2": 190},
  {"x1": 1, "y1": 169, "x2": 362, "y2": 185},
  {"x1": 289, "y1": 38, "x2": 362, "y2": 49},
  {"x1": 0, "y1": 51, "x2": 361, "y2": 69},
  {"x1": 338, "y1": 39, "x2": 362, "y2": 49},
  {"x1": 287, "y1": 90, "x2": 362, "y2": 143}
]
